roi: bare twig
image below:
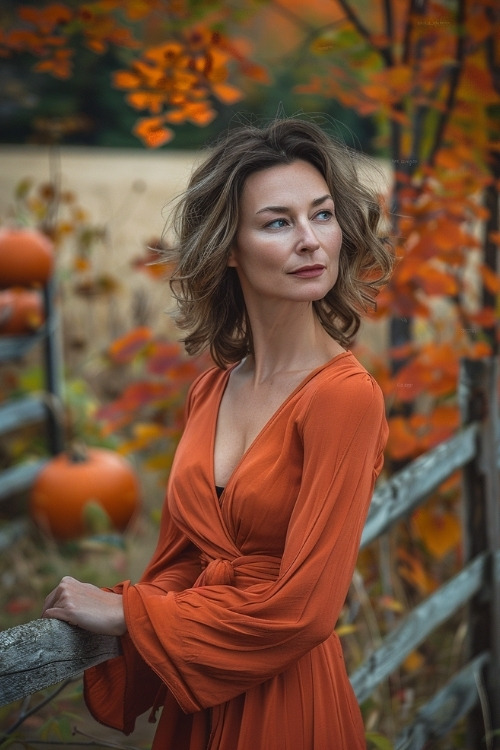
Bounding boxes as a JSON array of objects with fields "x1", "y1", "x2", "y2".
[
  {"x1": 72, "y1": 725, "x2": 145, "y2": 750},
  {"x1": 0, "y1": 679, "x2": 76, "y2": 744}
]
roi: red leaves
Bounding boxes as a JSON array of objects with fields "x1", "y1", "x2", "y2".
[
  {"x1": 98, "y1": 329, "x2": 208, "y2": 463},
  {"x1": 108, "y1": 326, "x2": 154, "y2": 364}
]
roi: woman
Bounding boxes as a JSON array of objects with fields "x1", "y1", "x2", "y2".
[{"x1": 43, "y1": 118, "x2": 393, "y2": 749}]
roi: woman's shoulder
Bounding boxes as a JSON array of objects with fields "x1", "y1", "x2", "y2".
[
  {"x1": 185, "y1": 363, "x2": 229, "y2": 409},
  {"x1": 303, "y1": 351, "x2": 385, "y2": 417},
  {"x1": 315, "y1": 351, "x2": 378, "y2": 387}
]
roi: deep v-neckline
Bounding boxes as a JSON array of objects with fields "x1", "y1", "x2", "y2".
[{"x1": 211, "y1": 350, "x2": 351, "y2": 499}]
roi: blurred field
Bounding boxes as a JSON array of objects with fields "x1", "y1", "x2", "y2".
[
  {"x1": 0, "y1": 146, "x2": 204, "y2": 351},
  {"x1": 0, "y1": 145, "x2": 388, "y2": 357},
  {"x1": 0, "y1": 145, "x2": 201, "y2": 248}
]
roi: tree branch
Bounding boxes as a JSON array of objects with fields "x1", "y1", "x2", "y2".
[
  {"x1": 427, "y1": 0, "x2": 467, "y2": 166},
  {"x1": 382, "y1": 0, "x2": 395, "y2": 65},
  {"x1": 335, "y1": 0, "x2": 392, "y2": 65},
  {"x1": 402, "y1": 0, "x2": 418, "y2": 65}
]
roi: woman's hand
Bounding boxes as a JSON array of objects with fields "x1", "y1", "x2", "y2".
[{"x1": 42, "y1": 576, "x2": 126, "y2": 636}]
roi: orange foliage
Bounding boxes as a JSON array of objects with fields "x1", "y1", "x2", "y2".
[
  {"x1": 133, "y1": 117, "x2": 174, "y2": 148},
  {"x1": 97, "y1": 330, "x2": 208, "y2": 464},
  {"x1": 2, "y1": 2, "x2": 267, "y2": 145},
  {"x1": 112, "y1": 28, "x2": 252, "y2": 144},
  {"x1": 397, "y1": 548, "x2": 438, "y2": 596},
  {"x1": 412, "y1": 505, "x2": 462, "y2": 560},
  {"x1": 108, "y1": 326, "x2": 154, "y2": 364},
  {"x1": 4, "y1": 0, "x2": 498, "y2": 436},
  {"x1": 2, "y1": 0, "x2": 269, "y2": 148},
  {"x1": 3, "y1": 5, "x2": 500, "y2": 661},
  {"x1": 386, "y1": 416, "x2": 421, "y2": 462}
]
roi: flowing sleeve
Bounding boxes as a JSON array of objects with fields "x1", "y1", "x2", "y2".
[
  {"x1": 83, "y1": 376, "x2": 207, "y2": 733},
  {"x1": 123, "y1": 370, "x2": 388, "y2": 713}
]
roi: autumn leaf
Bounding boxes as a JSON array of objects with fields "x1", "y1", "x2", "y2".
[
  {"x1": 386, "y1": 416, "x2": 421, "y2": 461},
  {"x1": 127, "y1": 90, "x2": 166, "y2": 113},
  {"x1": 378, "y1": 595, "x2": 405, "y2": 614},
  {"x1": 335, "y1": 624, "x2": 358, "y2": 637},
  {"x1": 402, "y1": 650, "x2": 425, "y2": 673},
  {"x1": 108, "y1": 326, "x2": 154, "y2": 364},
  {"x1": 18, "y1": 3, "x2": 72, "y2": 34},
  {"x1": 488, "y1": 231, "x2": 500, "y2": 246},
  {"x1": 146, "y1": 341, "x2": 184, "y2": 375},
  {"x1": 6, "y1": 596, "x2": 36, "y2": 614},
  {"x1": 144, "y1": 452, "x2": 176, "y2": 471},
  {"x1": 212, "y1": 82, "x2": 244, "y2": 105},
  {"x1": 133, "y1": 116, "x2": 174, "y2": 148},
  {"x1": 466, "y1": 308, "x2": 497, "y2": 328},
  {"x1": 131, "y1": 246, "x2": 172, "y2": 279},
  {"x1": 416, "y1": 264, "x2": 459, "y2": 297},
  {"x1": 34, "y1": 48, "x2": 73, "y2": 78},
  {"x1": 479, "y1": 264, "x2": 500, "y2": 294},
  {"x1": 412, "y1": 505, "x2": 462, "y2": 560},
  {"x1": 113, "y1": 70, "x2": 142, "y2": 89},
  {"x1": 118, "y1": 422, "x2": 170, "y2": 453},
  {"x1": 397, "y1": 548, "x2": 438, "y2": 595},
  {"x1": 468, "y1": 341, "x2": 493, "y2": 359}
]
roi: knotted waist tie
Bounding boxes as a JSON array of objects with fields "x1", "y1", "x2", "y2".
[
  {"x1": 147, "y1": 552, "x2": 281, "y2": 723},
  {"x1": 196, "y1": 552, "x2": 281, "y2": 588}
]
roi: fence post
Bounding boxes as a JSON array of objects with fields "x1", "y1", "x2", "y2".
[{"x1": 459, "y1": 356, "x2": 500, "y2": 749}]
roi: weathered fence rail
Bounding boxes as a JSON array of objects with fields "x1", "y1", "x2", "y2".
[{"x1": 1, "y1": 356, "x2": 499, "y2": 749}]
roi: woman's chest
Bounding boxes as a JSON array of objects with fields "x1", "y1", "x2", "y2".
[
  {"x1": 213, "y1": 373, "x2": 311, "y2": 489},
  {"x1": 171, "y1": 402, "x2": 305, "y2": 554}
]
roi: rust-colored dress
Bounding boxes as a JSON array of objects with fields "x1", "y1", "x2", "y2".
[{"x1": 84, "y1": 351, "x2": 388, "y2": 749}]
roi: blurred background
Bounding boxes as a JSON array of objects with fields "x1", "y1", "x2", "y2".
[{"x1": 0, "y1": 1, "x2": 499, "y2": 748}]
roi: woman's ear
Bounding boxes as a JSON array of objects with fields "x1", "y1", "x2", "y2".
[{"x1": 227, "y1": 246, "x2": 238, "y2": 268}]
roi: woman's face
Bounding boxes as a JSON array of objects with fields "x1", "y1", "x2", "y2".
[{"x1": 228, "y1": 159, "x2": 342, "y2": 309}]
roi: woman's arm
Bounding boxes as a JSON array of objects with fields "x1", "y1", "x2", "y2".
[{"x1": 42, "y1": 576, "x2": 126, "y2": 635}]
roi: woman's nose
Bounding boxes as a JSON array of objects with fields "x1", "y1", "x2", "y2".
[{"x1": 296, "y1": 221, "x2": 320, "y2": 252}]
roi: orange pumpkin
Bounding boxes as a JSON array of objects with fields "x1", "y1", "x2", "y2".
[
  {"x1": 0, "y1": 227, "x2": 54, "y2": 287},
  {"x1": 30, "y1": 447, "x2": 141, "y2": 540},
  {"x1": 0, "y1": 288, "x2": 44, "y2": 334}
]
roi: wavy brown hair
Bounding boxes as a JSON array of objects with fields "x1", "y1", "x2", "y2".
[{"x1": 166, "y1": 117, "x2": 393, "y2": 368}]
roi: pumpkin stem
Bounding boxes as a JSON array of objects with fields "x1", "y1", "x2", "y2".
[{"x1": 68, "y1": 442, "x2": 89, "y2": 463}]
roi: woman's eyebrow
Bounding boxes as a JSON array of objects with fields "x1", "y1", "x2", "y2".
[
  {"x1": 256, "y1": 194, "x2": 333, "y2": 215},
  {"x1": 312, "y1": 194, "x2": 334, "y2": 207}
]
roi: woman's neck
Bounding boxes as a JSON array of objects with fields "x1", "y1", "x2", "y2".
[{"x1": 241, "y1": 302, "x2": 345, "y2": 385}]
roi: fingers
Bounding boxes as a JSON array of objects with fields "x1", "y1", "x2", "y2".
[
  {"x1": 42, "y1": 576, "x2": 77, "y2": 617},
  {"x1": 40, "y1": 576, "x2": 126, "y2": 636}
]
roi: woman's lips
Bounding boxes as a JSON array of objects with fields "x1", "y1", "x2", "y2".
[{"x1": 290, "y1": 265, "x2": 325, "y2": 278}]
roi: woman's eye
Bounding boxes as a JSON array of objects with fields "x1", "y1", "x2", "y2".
[
  {"x1": 315, "y1": 210, "x2": 333, "y2": 221},
  {"x1": 266, "y1": 218, "x2": 289, "y2": 229}
]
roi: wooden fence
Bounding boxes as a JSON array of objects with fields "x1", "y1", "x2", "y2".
[{"x1": 1, "y1": 356, "x2": 499, "y2": 749}]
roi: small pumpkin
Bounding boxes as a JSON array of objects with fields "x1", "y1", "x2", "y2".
[
  {"x1": 30, "y1": 447, "x2": 141, "y2": 540},
  {"x1": 0, "y1": 227, "x2": 54, "y2": 287},
  {"x1": 0, "y1": 288, "x2": 44, "y2": 335}
]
